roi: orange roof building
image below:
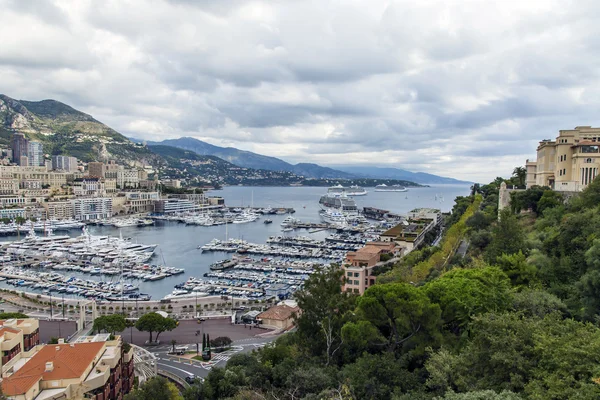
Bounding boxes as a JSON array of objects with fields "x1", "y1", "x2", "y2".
[
  {"x1": 1, "y1": 335, "x2": 134, "y2": 400},
  {"x1": 257, "y1": 305, "x2": 299, "y2": 330}
]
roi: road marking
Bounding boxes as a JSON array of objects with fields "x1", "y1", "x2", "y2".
[{"x1": 157, "y1": 362, "x2": 195, "y2": 377}]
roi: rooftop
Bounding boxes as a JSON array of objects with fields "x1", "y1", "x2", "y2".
[
  {"x1": 2, "y1": 342, "x2": 105, "y2": 396},
  {"x1": 258, "y1": 304, "x2": 299, "y2": 321}
]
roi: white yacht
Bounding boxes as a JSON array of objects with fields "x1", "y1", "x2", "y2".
[
  {"x1": 232, "y1": 210, "x2": 259, "y2": 224},
  {"x1": 374, "y1": 184, "x2": 408, "y2": 192}
]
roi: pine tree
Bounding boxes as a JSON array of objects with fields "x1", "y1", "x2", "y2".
[{"x1": 207, "y1": 333, "x2": 211, "y2": 357}]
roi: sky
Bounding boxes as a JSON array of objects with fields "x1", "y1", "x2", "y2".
[{"x1": 1, "y1": 0, "x2": 598, "y2": 182}]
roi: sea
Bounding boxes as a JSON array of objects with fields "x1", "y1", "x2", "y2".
[{"x1": 0, "y1": 184, "x2": 471, "y2": 299}]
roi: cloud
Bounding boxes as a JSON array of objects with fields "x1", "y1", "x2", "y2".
[{"x1": 0, "y1": 0, "x2": 598, "y2": 181}]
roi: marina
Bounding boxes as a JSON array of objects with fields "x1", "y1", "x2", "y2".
[{"x1": 0, "y1": 185, "x2": 471, "y2": 300}]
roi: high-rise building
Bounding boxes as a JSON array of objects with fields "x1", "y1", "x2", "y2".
[
  {"x1": 26, "y1": 141, "x2": 44, "y2": 166},
  {"x1": 52, "y1": 155, "x2": 78, "y2": 172},
  {"x1": 526, "y1": 126, "x2": 600, "y2": 191},
  {"x1": 11, "y1": 133, "x2": 28, "y2": 165}
]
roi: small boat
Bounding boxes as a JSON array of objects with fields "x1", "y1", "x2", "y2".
[{"x1": 263, "y1": 219, "x2": 273, "y2": 224}]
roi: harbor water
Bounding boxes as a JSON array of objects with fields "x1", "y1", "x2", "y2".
[{"x1": 0, "y1": 184, "x2": 470, "y2": 299}]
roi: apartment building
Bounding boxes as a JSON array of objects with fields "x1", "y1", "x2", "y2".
[
  {"x1": 87, "y1": 162, "x2": 105, "y2": 178},
  {"x1": 72, "y1": 198, "x2": 113, "y2": 221},
  {"x1": 379, "y1": 217, "x2": 437, "y2": 254},
  {"x1": 26, "y1": 142, "x2": 44, "y2": 167},
  {"x1": 0, "y1": 178, "x2": 19, "y2": 195},
  {"x1": 527, "y1": 126, "x2": 600, "y2": 191},
  {"x1": 0, "y1": 166, "x2": 77, "y2": 189},
  {"x1": 1, "y1": 334, "x2": 134, "y2": 400},
  {"x1": 342, "y1": 242, "x2": 397, "y2": 294},
  {"x1": 44, "y1": 201, "x2": 75, "y2": 220},
  {"x1": 116, "y1": 169, "x2": 139, "y2": 189},
  {"x1": 0, "y1": 318, "x2": 40, "y2": 373},
  {"x1": 52, "y1": 156, "x2": 78, "y2": 172},
  {"x1": 11, "y1": 134, "x2": 28, "y2": 166}
]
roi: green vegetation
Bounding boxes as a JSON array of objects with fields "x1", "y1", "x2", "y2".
[
  {"x1": 125, "y1": 376, "x2": 181, "y2": 400},
  {"x1": 0, "y1": 312, "x2": 28, "y2": 319},
  {"x1": 135, "y1": 312, "x2": 177, "y2": 344},
  {"x1": 169, "y1": 173, "x2": 600, "y2": 399},
  {"x1": 92, "y1": 314, "x2": 127, "y2": 335}
]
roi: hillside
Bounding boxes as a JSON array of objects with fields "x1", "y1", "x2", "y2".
[
  {"x1": 333, "y1": 165, "x2": 473, "y2": 184},
  {"x1": 177, "y1": 178, "x2": 600, "y2": 399},
  {"x1": 143, "y1": 136, "x2": 356, "y2": 179},
  {"x1": 0, "y1": 94, "x2": 159, "y2": 165}
]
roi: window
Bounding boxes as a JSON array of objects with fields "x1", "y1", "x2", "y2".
[
  {"x1": 581, "y1": 145, "x2": 599, "y2": 153},
  {"x1": 586, "y1": 158, "x2": 593, "y2": 163},
  {"x1": 347, "y1": 272, "x2": 352, "y2": 277},
  {"x1": 353, "y1": 280, "x2": 359, "y2": 285},
  {"x1": 353, "y1": 289, "x2": 359, "y2": 293},
  {"x1": 354, "y1": 272, "x2": 359, "y2": 277}
]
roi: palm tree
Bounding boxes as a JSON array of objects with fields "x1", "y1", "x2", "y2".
[
  {"x1": 171, "y1": 339, "x2": 177, "y2": 354},
  {"x1": 513, "y1": 166, "x2": 527, "y2": 187}
]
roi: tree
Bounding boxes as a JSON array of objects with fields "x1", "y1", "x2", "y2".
[
  {"x1": 495, "y1": 251, "x2": 537, "y2": 287},
  {"x1": 484, "y1": 209, "x2": 527, "y2": 264},
  {"x1": 434, "y1": 390, "x2": 522, "y2": 399},
  {"x1": 135, "y1": 313, "x2": 177, "y2": 344},
  {"x1": 356, "y1": 283, "x2": 442, "y2": 353},
  {"x1": 124, "y1": 376, "x2": 181, "y2": 400},
  {"x1": 210, "y1": 336, "x2": 232, "y2": 349},
  {"x1": 511, "y1": 289, "x2": 568, "y2": 318},
  {"x1": 93, "y1": 314, "x2": 127, "y2": 335},
  {"x1": 424, "y1": 267, "x2": 512, "y2": 335},
  {"x1": 294, "y1": 264, "x2": 355, "y2": 364},
  {"x1": 342, "y1": 352, "x2": 420, "y2": 399},
  {"x1": 171, "y1": 339, "x2": 177, "y2": 353},
  {"x1": 465, "y1": 211, "x2": 491, "y2": 231},
  {"x1": 512, "y1": 166, "x2": 526, "y2": 187},
  {"x1": 470, "y1": 183, "x2": 482, "y2": 196}
]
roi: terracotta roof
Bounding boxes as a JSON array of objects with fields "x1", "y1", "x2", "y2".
[
  {"x1": 2, "y1": 342, "x2": 105, "y2": 396},
  {"x1": 257, "y1": 305, "x2": 299, "y2": 321}
]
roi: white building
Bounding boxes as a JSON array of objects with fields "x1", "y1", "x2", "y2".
[
  {"x1": 154, "y1": 199, "x2": 198, "y2": 214},
  {"x1": 117, "y1": 168, "x2": 139, "y2": 189},
  {"x1": 71, "y1": 197, "x2": 112, "y2": 221},
  {"x1": 26, "y1": 141, "x2": 44, "y2": 167},
  {"x1": 73, "y1": 177, "x2": 105, "y2": 197}
]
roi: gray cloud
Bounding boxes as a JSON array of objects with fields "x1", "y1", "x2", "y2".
[{"x1": 0, "y1": 0, "x2": 598, "y2": 181}]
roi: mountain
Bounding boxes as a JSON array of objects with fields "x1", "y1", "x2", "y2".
[
  {"x1": 142, "y1": 137, "x2": 355, "y2": 179},
  {"x1": 0, "y1": 94, "x2": 158, "y2": 165},
  {"x1": 143, "y1": 136, "x2": 469, "y2": 184},
  {"x1": 331, "y1": 165, "x2": 472, "y2": 184}
]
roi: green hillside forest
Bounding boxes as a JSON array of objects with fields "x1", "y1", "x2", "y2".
[{"x1": 172, "y1": 172, "x2": 600, "y2": 400}]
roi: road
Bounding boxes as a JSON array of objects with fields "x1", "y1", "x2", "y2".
[{"x1": 150, "y1": 336, "x2": 277, "y2": 380}]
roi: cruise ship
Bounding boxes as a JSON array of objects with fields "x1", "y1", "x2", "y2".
[
  {"x1": 327, "y1": 185, "x2": 368, "y2": 196},
  {"x1": 374, "y1": 184, "x2": 408, "y2": 192},
  {"x1": 318, "y1": 193, "x2": 359, "y2": 215}
]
